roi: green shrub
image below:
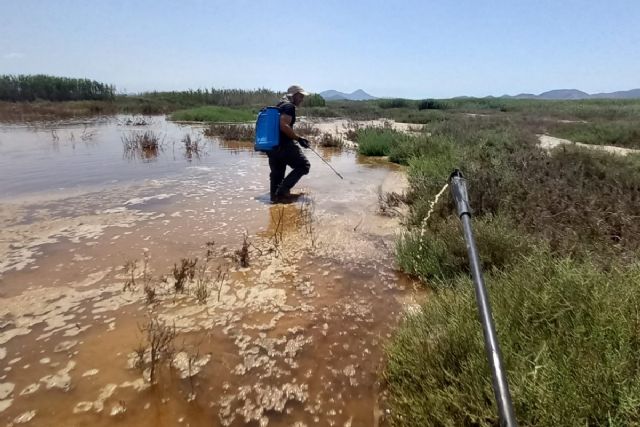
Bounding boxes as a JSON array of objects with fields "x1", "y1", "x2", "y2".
[
  {"x1": 389, "y1": 133, "x2": 459, "y2": 166},
  {"x1": 403, "y1": 137, "x2": 459, "y2": 222},
  {"x1": 356, "y1": 127, "x2": 403, "y2": 156},
  {"x1": 389, "y1": 109, "x2": 448, "y2": 124},
  {"x1": 468, "y1": 144, "x2": 640, "y2": 257},
  {"x1": 169, "y1": 106, "x2": 255, "y2": 122},
  {"x1": 379, "y1": 98, "x2": 414, "y2": 109},
  {"x1": 402, "y1": 116, "x2": 640, "y2": 258},
  {"x1": 385, "y1": 251, "x2": 640, "y2": 426},
  {"x1": 304, "y1": 93, "x2": 326, "y2": 108},
  {"x1": 396, "y1": 215, "x2": 530, "y2": 284},
  {"x1": 417, "y1": 98, "x2": 447, "y2": 110}
]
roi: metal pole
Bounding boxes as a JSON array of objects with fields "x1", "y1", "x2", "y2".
[
  {"x1": 448, "y1": 169, "x2": 518, "y2": 427},
  {"x1": 306, "y1": 145, "x2": 344, "y2": 179}
]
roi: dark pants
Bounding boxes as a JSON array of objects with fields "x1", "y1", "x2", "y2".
[{"x1": 267, "y1": 143, "x2": 310, "y2": 197}]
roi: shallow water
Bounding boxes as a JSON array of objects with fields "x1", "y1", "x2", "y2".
[{"x1": 0, "y1": 115, "x2": 421, "y2": 426}]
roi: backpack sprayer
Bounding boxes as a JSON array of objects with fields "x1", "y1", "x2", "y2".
[
  {"x1": 255, "y1": 107, "x2": 344, "y2": 180},
  {"x1": 449, "y1": 169, "x2": 518, "y2": 427}
]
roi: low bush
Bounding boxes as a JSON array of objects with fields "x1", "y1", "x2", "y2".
[
  {"x1": 385, "y1": 251, "x2": 640, "y2": 426},
  {"x1": 417, "y1": 98, "x2": 447, "y2": 110},
  {"x1": 379, "y1": 98, "x2": 415, "y2": 109},
  {"x1": 396, "y1": 215, "x2": 531, "y2": 284},
  {"x1": 356, "y1": 127, "x2": 404, "y2": 156}
]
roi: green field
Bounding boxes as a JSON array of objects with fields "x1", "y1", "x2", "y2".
[{"x1": 169, "y1": 106, "x2": 256, "y2": 123}]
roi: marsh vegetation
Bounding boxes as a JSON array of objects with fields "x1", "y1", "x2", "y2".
[{"x1": 350, "y1": 103, "x2": 640, "y2": 425}]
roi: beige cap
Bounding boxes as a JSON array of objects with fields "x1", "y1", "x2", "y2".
[{"x1": 286, "y1": 85, "x2": 309, "y2": 96}]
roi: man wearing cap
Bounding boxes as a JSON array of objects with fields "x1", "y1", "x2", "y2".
[{"x1": 268, "y1": 85, "x2": 311, "y2": 202}]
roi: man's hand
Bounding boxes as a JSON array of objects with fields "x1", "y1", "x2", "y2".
[{"x1": 298, "y1": 137, "x2": 310, "y2": 149}]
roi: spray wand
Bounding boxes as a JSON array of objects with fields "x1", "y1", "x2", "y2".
[{"x1": 305, "y1": 144, "x2": 344, "y2": 180}]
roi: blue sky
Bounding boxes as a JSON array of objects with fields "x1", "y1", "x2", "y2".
[{"x1": 1, "y1": 0, "x2": 638, "y2": 98}]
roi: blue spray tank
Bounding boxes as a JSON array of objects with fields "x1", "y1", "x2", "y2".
[{"x1": 254, "y1": 107, "x2": 280, "y2": 152}]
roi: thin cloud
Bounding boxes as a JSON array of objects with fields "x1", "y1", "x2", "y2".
[{"x1": 3, "y1": 52, "x2": 25, "y2": 59}]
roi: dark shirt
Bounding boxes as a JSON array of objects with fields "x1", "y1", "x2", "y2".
[{"x1": 277, "y1": 101, "x2": 296, "y2": 145}]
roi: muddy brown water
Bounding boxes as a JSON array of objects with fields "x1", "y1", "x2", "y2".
[{"x1": 0, "y1": 116, "x2": 422, "y2": 426}]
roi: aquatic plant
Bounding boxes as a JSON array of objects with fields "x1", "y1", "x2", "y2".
[
  {"x1": 193, "y1": 256, "x2": 212, "y2": 305},
  {"x1": 143, "y1": 283, "x2": 157, "y2": 305},
  {"x1": 121, "y1": 130, "x2": 162, "y2": 150},
  {"x1": 172, "y1": 258, "x2": 198, "y2": 294},
  {"x1": 122, "y1": 259, "x2": 137, "y2": 291},
  {"x1": 135, "y1": 312, "x2": 177, "y2": 384},
  {"x1": 234, "y1": 234, "x2": 251, "y2": 268},
  {"x1": 203, "y1": 123, "x2": 255, "y2": 141},
  {"x1": 182, "y1": 133, "x2": 205, "y2": 160},
  {"x1": 317, "y1": 132, "x2": 344, "y2": 148}
]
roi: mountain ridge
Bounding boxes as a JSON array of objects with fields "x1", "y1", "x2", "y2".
[
  {"x1": 319, "y1": 89, "x2": 377, "y2": 101},
  {"x1": 503, "y1": 88, "x2": 640, "y2": 100},
  {"x1": 319, "y1": 88, "x2": 640, "y2": 101}
]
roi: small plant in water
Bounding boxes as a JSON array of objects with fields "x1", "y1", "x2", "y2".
[
  {"x1": 144, "y1": 283, "x2": 157, "y2": 305},
  {"x1": 298, "y1": 195, "x2": 317, "y2": 247},
  {"x1": 378, "y1": 189, "x2": 406, "y2": 217},
  {"x1": 182, "y1": 133, "x2": 205, "y2": 160},
  {"x1": 215, "y1": 265, "x2": 228, "y2": 302},
  {"x1": 318, "y1": 132, "x2": 344, "y2": 148},
  {"x1": 80, "y1": 125, "x2": 96, "y2": 141},
  {"x1": 234, "y1": 233, "x2": 251, "y2": 268},
  {"x1": 270, "y1": 206, "x2": 286, "y2": 255},
  {"x1": 121, "y1": 116, "x2": 149, "y2": 126},
  {"x1": 123, "y1": 259, "x2": 137, "y2": 291},
  {"x1": 203, "y1": 124, "x2": 255, "y2": 140},
  {"x1": 193, "y1": 257, "x2": 211, "y2": 305},
  {"x1": 122, "y1": 130, "x2": 164, "y2": 161},
  {"x1": 139, "y1": 313, "x2": 176, "y2": 384},
  {"x1": 172, "y1": 258, "x2": 198, "y2": 293}
]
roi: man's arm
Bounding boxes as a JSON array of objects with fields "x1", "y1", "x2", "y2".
[{"x1": 280, "y1": 114, "x2": 300, "y2": 141}]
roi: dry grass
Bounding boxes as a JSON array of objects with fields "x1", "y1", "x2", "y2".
[
  {"x1": 378, "y1": 190, "x2": 406, "y2": 217},
  {"x1": 317, "y1": 132, "x2": 344, "y2": 148},
  {"x1": 203, "y1": 123, "x2": 255, "y2": 141},
  {"x1": 0, "y1": 100, "x2": 118, "y2": 122},
  {"x1": 295, "y1": 121, "x2": 321, "y2": 137}
]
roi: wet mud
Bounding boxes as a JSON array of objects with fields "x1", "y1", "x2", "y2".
[{"x1": 0, "y1": 116, "x2": 422, "y2": 426}]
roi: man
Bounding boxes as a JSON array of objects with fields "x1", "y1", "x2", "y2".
[{"x1": 268, "y1": 84, "x2": 311, "y2": 203}]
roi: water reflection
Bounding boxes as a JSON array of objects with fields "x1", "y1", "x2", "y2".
[
  {"x1": 122, "y1": 145, "x2": 161, "y2": 162},
  {"x1": 210, "y1": 137, "x2": 256, "y2": 155}
]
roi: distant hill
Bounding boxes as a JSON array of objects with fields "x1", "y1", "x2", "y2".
[
  {"x1": 319, "y1": 89, "x2": 377, "y2": 101},
  {"x1": 503, "y1": 88, "x2": 640, "y2": 100}
]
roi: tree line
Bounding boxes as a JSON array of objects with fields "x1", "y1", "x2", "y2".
[
  {"x1": 138, "y1": 88, "x2": 326, "y2": 108},
  {"x1": 0, "y1": 74, "x2": 116, "y2": 102}
]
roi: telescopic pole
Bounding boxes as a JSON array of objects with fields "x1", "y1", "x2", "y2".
[
  {"x1": 306, "y1": 145, "x2": 344, "y2": 179},
  {"x1": 448, "y1": 169, "x2": 518, "y2": 427}
]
